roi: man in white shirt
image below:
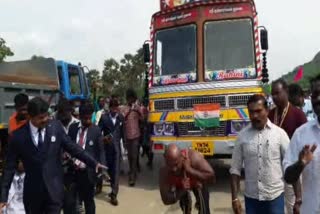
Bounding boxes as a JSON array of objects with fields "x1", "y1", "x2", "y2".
[
  {"x1": 230, "y1": 94, "x2": 290, "y2": 214},
  {"x1": 283, "y1": 75, "x2": 320, "y2": 214}
]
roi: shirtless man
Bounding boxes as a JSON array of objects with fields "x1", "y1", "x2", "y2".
[{"x1": 159, "y1": 144, "x2": 215, "y2": 214}]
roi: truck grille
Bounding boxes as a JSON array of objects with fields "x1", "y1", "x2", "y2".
[
  {"x1": 229, "y1": 95, "x2": 252, "y2": 107},
  {"x1": 177, "y1": 96, "x2": 226, "y2": 109},
  {"x1": 154, "y1": 99, "x2": 175, "y2": 111},
  {"x1": 177, "y1": 121, "x2": 227, "y2": 136}
]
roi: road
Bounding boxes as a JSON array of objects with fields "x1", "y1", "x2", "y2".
[{"x1": 95, "y1": 156, "x2": 244, "y2": 214}]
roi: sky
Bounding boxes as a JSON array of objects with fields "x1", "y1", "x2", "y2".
[{"x1": 1, "y1": 0, "x2": 320, "y2": 81}]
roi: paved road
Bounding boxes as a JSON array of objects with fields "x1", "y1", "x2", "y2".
[{"x1": 95, "y1": 156, "x2": 244, "y2": 214}]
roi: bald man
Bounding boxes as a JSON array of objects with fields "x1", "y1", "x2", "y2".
[{"x1": 159, "y1": 144, "x2": 215, "y2": 214}]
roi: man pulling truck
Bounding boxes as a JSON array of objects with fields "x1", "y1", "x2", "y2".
[{"x1": 159, "y1": 144, "x2": 215, "y2": 214}]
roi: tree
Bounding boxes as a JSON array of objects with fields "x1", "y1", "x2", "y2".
[
  {"x1": 100, "y1": 48, "x2": 146, "y2": 102},
  {"x1": 86, "y1": 69, "x2": 101, "y2": 99},
  {"x1": 31, "y1": 55, "x2": 46, "y2": 60},
  {"x1": 0, "y1": 37, "x2": 14, "y2": 62}
]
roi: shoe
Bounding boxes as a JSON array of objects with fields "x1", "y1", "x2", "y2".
[
  {"x1": 110, "y1": 195, "x2": 119, "y2": 206},
  {"x1": 129, "y1": 180, "x2": 135, "y2": 187}
]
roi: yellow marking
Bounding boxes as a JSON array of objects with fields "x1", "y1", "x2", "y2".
[
  {"x1": 148, "y1": 108, "x2": 249, "y2": 122},
  {"x1": 150, "y1": 87, "x2": 263, "y2": 99},
  {"x1": 192, "y1": 141, "x2": 214, "y2": 156},
  {"x1": 151, "y1": 136, "x2": 237, "y2": 141}
]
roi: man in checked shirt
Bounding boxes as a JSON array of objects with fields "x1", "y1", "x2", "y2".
[{"x1": 230, "y1": 94, "x2": 290, "y2": 214}]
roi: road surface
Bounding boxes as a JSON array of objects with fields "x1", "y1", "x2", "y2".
[{"x1": 95, "y1": 156, "x2": 244, "y2": 214}]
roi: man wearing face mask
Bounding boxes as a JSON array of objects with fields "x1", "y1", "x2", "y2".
[{"x1": 99, "y1": 99, "x2": 125, "y2": 206}]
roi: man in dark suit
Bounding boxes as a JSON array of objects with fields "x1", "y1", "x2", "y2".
[
  {"x1": 99, "y1": 99, "x2": 125, "y2": 206},
  {"x1": 0, "y1": 97, "x2": 106, "y2": 214},
  {"x1": 68, "y1": 102, "x2": 105, "y2": 214}
]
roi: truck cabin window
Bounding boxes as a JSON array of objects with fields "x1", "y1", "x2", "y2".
[
  {"x1": 155, "y1": 25, "x2": 196, "y2": 78},
  {"x1": 205, "y1": 19, "x2": 256, "y2": 80},
  {"x1": 68, "y1": 66, "x2": 81, "y2": 95}
]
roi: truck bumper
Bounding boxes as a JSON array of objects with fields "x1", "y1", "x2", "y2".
[{"x1": 151, "y1": 136, "x2": 236, "y2": 157}]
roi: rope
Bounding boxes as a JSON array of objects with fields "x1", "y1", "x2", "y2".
[{"x1": 197, "y1": 188, "x2": 207, "y2": 214}]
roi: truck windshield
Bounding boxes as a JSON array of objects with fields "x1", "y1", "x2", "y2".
[
  {"x1": 68, "y1": 66, "x2": 82, "y2": 95},
  {"x1": 205, "y1": 19, "x2": 256, "y2": 81},
  {"x1": 154, "y1": 25, "x2": 196, "y2": 84}
]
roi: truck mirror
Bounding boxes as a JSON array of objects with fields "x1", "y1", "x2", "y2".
[
  {"x1": 143, "y1": 43, "x2": 151, "y2": 63},
  {"x1": 260, "y1": 29, "x2": 268, "y2": 51}
]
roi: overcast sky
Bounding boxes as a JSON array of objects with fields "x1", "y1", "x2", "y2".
[{"x1": 1, "y1": 0, "x2": 319, "y2": 80}]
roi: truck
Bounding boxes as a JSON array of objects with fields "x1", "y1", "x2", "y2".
[
  {"x1": 144, "y1": 0, "x2": 269, "y2": 157},
  {"x1": 0, "y1": 58, "x2": 90, "y2": 159}
]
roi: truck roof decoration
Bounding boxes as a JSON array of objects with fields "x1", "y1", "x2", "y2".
[
  {"x1": 160, "y1": 0, "x2": 255, "y2": 12},
  {"x1": 0, "y1": 58, "x2": 59, "y2": 89}
]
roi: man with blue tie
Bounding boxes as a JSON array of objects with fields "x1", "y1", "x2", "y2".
[
  {"x1": 0, "y1": 97, "x2": 106, "y2": 214},
  {"x1": 68, "y1": 102, "x2": 105, "y2": 214}
]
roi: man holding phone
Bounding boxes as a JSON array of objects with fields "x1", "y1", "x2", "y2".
[{"x1": 99, "y1": 99, "x2": 125, "y2": 206}]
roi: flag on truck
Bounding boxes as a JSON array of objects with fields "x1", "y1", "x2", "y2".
[{"x1": 193, "y1": 104, "x2": 220, "y2": 128}]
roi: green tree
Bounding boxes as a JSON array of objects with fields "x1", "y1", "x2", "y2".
[
  {"x1": 86, "y1": 69, "x2": 101, "y2": 99},
  {"x1": 0, "y1": 37, "x2": 14, "y2": 62},
  {"x1": 31, "y1": 55, "x2": 46, "y2": 60},
  {"x1": 101, "y1": 48, "x2": 146, "y2": 102}
]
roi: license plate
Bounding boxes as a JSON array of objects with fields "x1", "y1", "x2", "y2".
[{"x1": 192, "y1": 141, "x2": 214, "y2": 156}]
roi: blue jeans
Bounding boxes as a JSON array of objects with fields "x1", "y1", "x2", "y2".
[{"x1": 245, "y1": 194, "x2": 284, "y2": 214}]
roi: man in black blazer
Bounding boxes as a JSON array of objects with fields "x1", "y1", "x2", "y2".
[
  {"x1": 99, "y1": 99, "x2": 125, "y2": 206},
  {"x1": 68, "y1": 102, "x2": 105, "y2": 214},
  {"x1": 0, "y1": 97, "x2": 106, "y2": 214}
]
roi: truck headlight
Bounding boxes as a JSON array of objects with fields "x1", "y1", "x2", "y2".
[
  {"x1": 153, "y1": 123, "x2": 175, "y2": 136},
  {"x1": 164, "y1": 123, "x2": 174, "y2": 136},
  {"x1": 231, "y1": 121, "x2": 249, "y2": 134}
]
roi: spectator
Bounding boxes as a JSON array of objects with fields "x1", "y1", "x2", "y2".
[
  {"x1": 94, "y1": 96, "x2": 107, "y2": 126},
  {"x1": 8, "y1": 93, "x2": 29, "y2": 134},
  {"x1": 283, "y1": 74, "x2": 320, "y2": 213},
  {"x1": 68, "y1": 102, "x2": 105, "y2": 214},
  {"x1": 123, "y1": 89, "x2": 143, "y2": 186},
  {"x1": 230, "y1": 94, "x2": 290, "y2": 214},
  {"x1": 55, "y1": 98, "x2": 79, "y2": 134},
  {"x1": 288, "y1": 83, "x2": 304, "y2": 109},
  {"x1": 269, "y1": 79, "x2": 307, "y2": 213},
  {"x1": 99, "y1": 99, "x2": 125, "y2": 206},
  {"x1": 3, "y1": 161, "x2": 25, "y2": 214}
]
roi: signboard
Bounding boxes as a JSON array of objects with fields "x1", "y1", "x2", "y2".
[
  {"x1": 204, "y1": 4, "x2": 251, "y2": 17},
  {"x1": 160, "y1": 0, "x2": 204, "y2": 10},
  {"x1": 153, "y1": 73, "x2": 196, "y2": 86},
  {"x1": 205, "y1": 68, "x2": 256, "y2": 81},
  {"x1": 155, "y1": 10, "x2": 198, "y2": 28}
]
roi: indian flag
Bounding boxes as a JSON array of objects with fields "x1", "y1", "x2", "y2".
[{"x1": 193, "y1": 104, "x2": 220, "y2": 128}]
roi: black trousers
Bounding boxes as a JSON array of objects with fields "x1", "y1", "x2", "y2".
[
  {"x1": 24, "y1": 182, "x2": 62, "y2": 214},
  {"x1": 180, "y1": 186, "x2": 210, "y2": 214},
  {"x1": 74, "y1": 170, "x2": 96, "y2": 214},
  {"x1": 105, "y1": 143, "x2": 120, "y2": 196}
]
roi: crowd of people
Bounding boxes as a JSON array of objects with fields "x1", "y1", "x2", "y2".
[
  {"x1": 0, "y1": 88, "x2": 152, "y2": 214},
  {"x1": 159, "y1": 77, "x2": 320, "y2": 214},
  {"x1": 0, "y1": 75, "x2": 320, "y2": 214}
]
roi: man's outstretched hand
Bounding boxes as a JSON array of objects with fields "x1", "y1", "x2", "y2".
[{"x1": 299, "y1": 144, "x2": 317, "y2": 166}]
